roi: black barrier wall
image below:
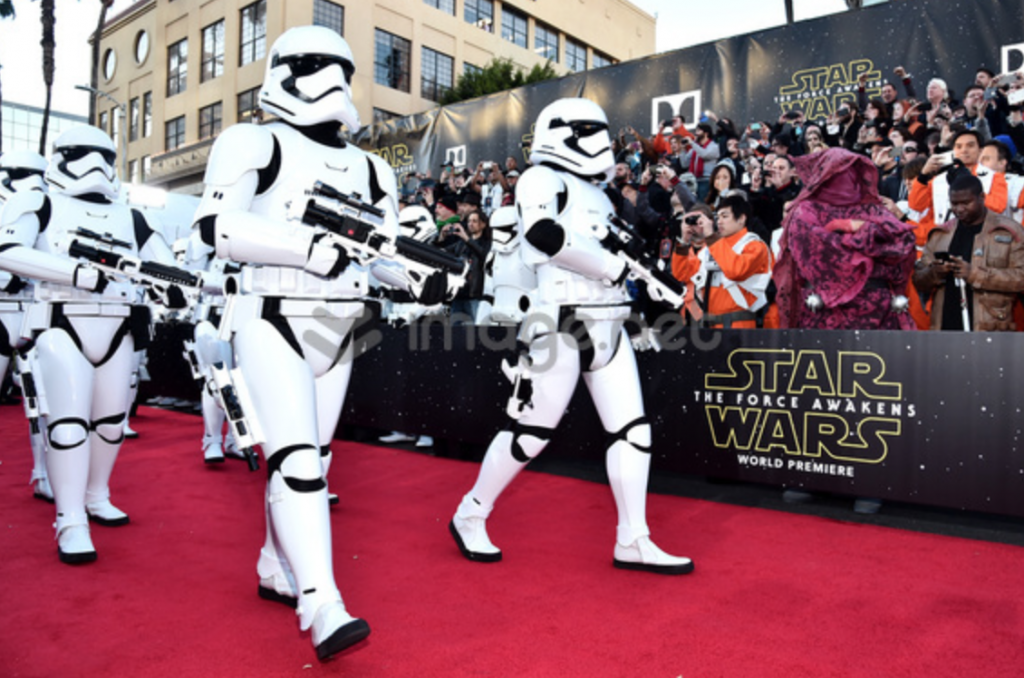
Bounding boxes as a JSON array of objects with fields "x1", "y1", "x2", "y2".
[
  {"x1": 356, "y1": 0, "x2": 1024, "y2": 178},
  {"x1": 146, "y1": 324, "x2": 1024, "y2": 519}
]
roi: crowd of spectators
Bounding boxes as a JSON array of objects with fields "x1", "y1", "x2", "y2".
[{"x1": 394, "y1": 63, "x2": 1024, "y2": 333}]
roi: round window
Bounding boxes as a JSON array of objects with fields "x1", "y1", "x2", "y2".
[
  {"x1": 134, "y1": 30, "x2": 149, "y2": 65},
  {"x1": 103, "y1": 48, "x2": 117, "y2": 81}
]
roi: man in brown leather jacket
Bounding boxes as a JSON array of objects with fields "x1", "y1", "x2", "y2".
[{"x1": 913, "y1": 172, "x2": 1024, "y2": 330}]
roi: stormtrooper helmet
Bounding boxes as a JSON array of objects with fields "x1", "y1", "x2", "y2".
[
  {"x1": 398, "y1": 205, "x2": 436, "y2": 242},
  {"x1": 0, "y1": 149, "x2": 48, "y2": 201},
  {"x1": 529, "y1": 98, "x2": 615, "y2": 183},
  {"x1": 489, "y1": 205, "x2": 520, "y2": 254},
  {"x1": 45, "y1": 125, "x2": 120, "y2": 200},
  {"x1": 260, "y1": 26, "x2": 360, "y2": 132}
]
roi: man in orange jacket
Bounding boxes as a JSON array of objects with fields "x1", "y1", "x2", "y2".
[
  {"x1": 908, "y1": 129, "x2": 1007, "y2": 246},
  {"x1": 671, "y1": 193, "x2": 772, "y2": 328}
]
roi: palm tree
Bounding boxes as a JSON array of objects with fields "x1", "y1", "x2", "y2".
[
  {"x1": 38, "y1": 0, "x2": 55, "y2": 155},
  {"x1": 0, "y1": 0, "x2": 15, "y2": 153}
]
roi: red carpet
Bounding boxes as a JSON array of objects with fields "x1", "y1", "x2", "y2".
[{"x1": 1, "y1": 405, "x2": 1022, "y2": 677}]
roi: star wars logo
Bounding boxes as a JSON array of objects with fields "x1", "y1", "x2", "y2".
[
  {"x1": 696, "y1": 349, "x2": 916, "y2": 477},
  {"x1": 774, "y1": 59, "x2": 881, "y2": 119},
  {"x1": 371, "y1": 143, "x2": 415, "y2": 176}
]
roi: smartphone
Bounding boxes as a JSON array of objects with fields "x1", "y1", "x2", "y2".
[
  {"x1": 934, "y1": 151, "x2": 955, "y2": 166},
  {"x1": 750, "y1": 122, "x2": 762, "y2": 131},
  {"x1": 1008, "y1": 89, "x2": 1024, "y2": 106},
  {"x1": 994, "y1": 72, "x2": 1022, "y2": 87},
  {"x1": 934, "y1": 251, "x2": 952, "y2": 262}
]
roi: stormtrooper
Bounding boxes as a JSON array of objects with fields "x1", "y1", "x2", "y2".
[
  {"x1": 478, "y1": 205, "x2": 536, "y2": 326},
  {"x1": 192, "y1": 27, "x2": 456, "y2": 660},
  {"x1": 0, "y1": 150, "x2": 52, "y2": 502},
  {"x1": 449, "y1": 98, "x2": 694, "y2": 575},
  {"x1": 0, "y1": 126, "x2": 182, "y2": 564},
  {"x1": 180, "y1": 233, "x2": 244, "y2": 464}
]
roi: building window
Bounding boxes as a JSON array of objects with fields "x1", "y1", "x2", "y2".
[
  {"x1": 240, "y1": 0, "x2": 267, "y2": 67},
  {"x1": 167, "y1": 39, "x2": 188, "y2": 96},
  {"x1": 111, "y1": 108, "x2": 120, "y2": 145},
  {"x1": 374, "y1": 29, "x2": 411, "y2": 92},
  {"x1": 534, "y1": 22, "x2": 558, "y2": 62},
  {"x1": 592, "y1": 51, "x2": 613, "y2": 69},
  {"x1": 165, "y1": 115, "x2": 186, "y2": 151},
  {"x1": 421, "y1": 47, "x2": 453, "y2": 103},
  {"x1": 129, "y1": 159, "x2": 139, "y2": 184},
  {"x1": 129, "y1": 97, "x2": 140, "y2": 141},
  {"x1": 142, "y1": 155, "x2": 151, "y2": 181},
  {"x1": 143, "y1": 92, "x2": 153, "y2": 137},
  {"x1": 565, "y1": 37, "x2": 586, "y2": 72},
  {"x1": 103, "y1": 48, "x2": 117, "y2": 81},
  {"x1": 237, "y1": 87, "x2": 260, "y2": 123},
  {"x1": 423, "y1": 0, "x2": 455, "y2": 15},
  {"x1": 501, "y1": 6, "x2": 528, "y2": 48},
  {"x1": 135, "y1": 30, "x2": 150, "y2": 65},
  {"x1": 202, "y1": 20, "x2": 225, "y2": 82},
  {"x1": 464, "y1": 0, "x2": 493, "y2": 31},
  {"x1": 373, "y1": 108, "x2": 399, "y2": 124},
  {"x1": 199, "y1": 102, "x2": 223, "y2": 139},
  {"x1": 99, "y1": 111, "x2": 109, "y2": 136},
  {"x1": 313, "y1": 0, "x2": 344, "y2": 36},
  {"x1": 465, "y1": 62, "x2": 482, "y2": 76}
]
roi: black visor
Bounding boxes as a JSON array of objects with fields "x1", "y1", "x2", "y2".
[
  {"x1": 549, "y1": 118, "x2": 609, "y2": 139},
  {"x1": 2, "y1": 167, "x2": 44, "y2": 181},
  {"x1": 61, "y1": 146, "x2": 117, "y2": 165},
  {"x1": 276, "y1": 54, "x2": 354, "y2": 84}
]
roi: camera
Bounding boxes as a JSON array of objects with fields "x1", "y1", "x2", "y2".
[
  {"x1": 684, "y1": 214, "x2": 701, "y2": 226},
  {"x1": 783, "y1": 111, "x2": 801, "y2": 121},
  {"x1": 837, "y1": 107, "x2": 851, "y2": 118}
]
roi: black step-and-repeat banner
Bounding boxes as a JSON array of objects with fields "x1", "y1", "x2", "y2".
[
  {"x1": 355, "y1": 0, "x2": 1024, "y2": 178},
  {"x1": 144, "y1": 323, "x2": 1024, "y2": 519}
]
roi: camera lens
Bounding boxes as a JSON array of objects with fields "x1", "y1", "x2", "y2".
[{"x1": 684, "y1": 215, "x2": 700, "y2": 226}]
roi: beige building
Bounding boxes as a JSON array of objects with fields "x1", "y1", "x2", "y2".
[{"x1": 94, "y1": 0, "x2": 655, "y2": 194}]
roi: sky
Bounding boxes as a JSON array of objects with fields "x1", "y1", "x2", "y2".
[{"x1": 0, "y1": 0, "x2": 862, "y2": 116}]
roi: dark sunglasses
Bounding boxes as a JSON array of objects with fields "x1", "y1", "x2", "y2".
[
  {"x1": 61, "y1": 146, "x2": 116, "y2": 165},
  {"x1": 276, "y1": 54, "x2": 354, "y2": 84}
]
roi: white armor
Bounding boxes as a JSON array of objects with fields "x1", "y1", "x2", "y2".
[
  {"x1": 0, "y1": 150, "x2": 52, "y2": 502},
  {"x1": 0, "y1": 126, "x2": 178, "y2": 564},
  {"x1": 191, "y1": 26, "x2": 422, "y2": 660},
  {"x1": 450, "y1": 98, "x2": 693, "y2": 575}
]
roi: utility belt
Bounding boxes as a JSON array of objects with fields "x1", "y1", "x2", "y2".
[
  {"x1": 0, "y1": 300, "x2": 28, "y2": 314},
  {"x1": 48, "y1": 302, "x2": 152, "y2": 350},
  {"x1": 218, "y1": 292, "x2": 365, "y2": 342},
  {"x1": 518, "y1": 303, "x2": 632, "y2": 344},
  {"x1": 702, "y1": 308, "x2": 764, "y2": 329}
]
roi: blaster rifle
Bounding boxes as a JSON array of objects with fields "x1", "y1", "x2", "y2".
[
  {"x1": 208, "y1": 361, "x2": 261, "y2": 472},
  {"x1": 297, "y1": 181, "x2": 468, "y2": 292},
  {"x1": 604, "y1": 216, "x2": 686, "y2": 309},
  {"x1": 67, "y1": 228, "x2": 202, "y2": 303},
  {"x1": 15, "y1": 350, "x2": 47, "y2": 435}
]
